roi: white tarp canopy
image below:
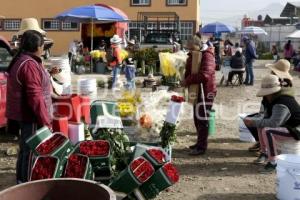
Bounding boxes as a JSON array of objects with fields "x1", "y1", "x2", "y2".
[{"x1": 286, "y1": 30, "x2": 300, "y2": 39}]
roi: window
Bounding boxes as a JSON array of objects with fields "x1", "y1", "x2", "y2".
[
  {"x1": 62, "y1": 22, "x2": 79, "y2": 31},
  {"x1": 167, "y1": 0, "x2": 187, "y2": 6},
  {"x1": 131, "y1": 0, "x2": 150, "y2": 6},
  {"x1": 42, "y1": 19, "x2": 60, "y2": 31},
  {"x1": 0, "y1": 20, "x2": 3, "y2": 30},
  {"x1": 180, "y1": 21, "x2": 194, "y2": 41},
  {"x1": 3, "y1": 19, "x2": 21, "y2": 31},
  {"x1": 160, "y1": 22, "x2": 177, "y2": 30}
]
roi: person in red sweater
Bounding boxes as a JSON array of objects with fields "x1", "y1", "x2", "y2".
[
  {"x1": 183, "y1": 39, "x2": 217, "y2": 155},
  {"x1": 6, "y1": 30, "x2": 52, "y2": 183}
]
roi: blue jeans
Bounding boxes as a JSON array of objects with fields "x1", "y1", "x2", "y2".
[
  {"x1": 112, "y1": 66, "x2": 121, "y2": 89},
  {"x1": 245, "y1": 61, "x2": 254, "y2": 84}
]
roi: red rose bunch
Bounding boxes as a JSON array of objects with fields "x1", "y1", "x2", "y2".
[
  {"x1": 31, "y1": 157, "x2": 57, "y2": 181},
  {"x1": 130, "y1": 157, "x2": 154, "y2": 183},
  {"x1": 162, "y1": 163, "x2": 179, "y2": 184},
  {"x1": 147, "y1": 149, "x2": 166, "y2": 164},
  {"x1": 79, "y1": 140, "x2": 110, "y2": 157},
  {"x1": 36, "y1": 134, "x2": 66, "y2": 155},
  {"x1": 64, "y1": 154, "x2": 87, "y2": 178},
  {"x1": 171, "y1": 95, "x2": 185, "y2": 103}
]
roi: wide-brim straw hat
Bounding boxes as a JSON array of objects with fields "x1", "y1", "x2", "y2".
[
  {"x1": 266, "y1": 59, "x2": 293, "y2": 81},
  {"x1": 110, "y1": 35, "x2": 122, "y2": 44},
  {"x1": 127, "y1": 39, "x2": 135, "y2": 45},
  {"x1": 17, "y1": 18, "x2": 46, "y2": 36},
  {"x1": 257, "y1": 74, "x2": 281, "y2": 97}
]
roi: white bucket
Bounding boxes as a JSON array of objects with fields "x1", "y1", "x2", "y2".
[
  {"x1": 78, "y1": 79, "x2": 97, "y2": 94},
  {"x1": 276, "y1": 154, "x2": 300, "y2": 200},
  {"x1": 68, "y1": 122, "x2": 85, "y2": 145},
  {"x1": 238, "y1": 114, "x2": 256, "y2": 143}
]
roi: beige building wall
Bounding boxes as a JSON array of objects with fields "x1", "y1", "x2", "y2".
[{"x1": 0, "y1": 0, "x2": 200, "y2": 55}]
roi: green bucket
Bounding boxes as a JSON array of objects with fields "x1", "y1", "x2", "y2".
[{"x1": 208, "y1": 109, "x2": 216, "y2": 136}]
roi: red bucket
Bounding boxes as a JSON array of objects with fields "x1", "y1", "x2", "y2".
[
  {"x1": 53, "y1": 115, "x2": 69, "y2": 137},
  {"x1": 79, "y1": 95, "x2": 91, "y2": 124},
  {"x1": 54, "y1": 94, "x2": 81, "y2": 123}
]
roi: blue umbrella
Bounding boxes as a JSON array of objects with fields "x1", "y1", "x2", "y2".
[
  {"x1": 201, "y1": 22, "x2": 235, "y2": 34},
  {"x1": 56, "y1": 5, "x2": 129, "y2": 50}
]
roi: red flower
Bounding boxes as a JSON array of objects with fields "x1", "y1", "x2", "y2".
[
  {"x1": 36, "y1": 134, "x2": 66, "y2": 155},
  {"x1": 147, "y1": 149, "x2": 166, "y2": 164},
  {"x1": 79, "y1": 140, "x2": 110, "y2": 157},
  {"x1": 162, "y1": 163, "x2": 179, "y2": 184},
  {"x1": 171, "y1": 95, "x2": 185, "y2": 103},
  {"x1": 64, "y1": 154, "x2": 88, "y2": 178},
  {"x1": 31, "y1": 157, "x2": 57, "y2": 181},
  {"x1": 130, "y1": 157, "x2": 154, "y2": 183}
]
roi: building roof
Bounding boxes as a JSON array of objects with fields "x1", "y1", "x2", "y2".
[{"x1": 281, "y1": 2, "x2": 300, "y2": 17}]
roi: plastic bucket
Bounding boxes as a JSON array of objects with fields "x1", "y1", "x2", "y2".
[
  {"x1": 0, "y1": 179, "x2": 116, "y2": 200},
  {"x1": 276, "y1": 154, "x2": 300, "y2": 200}
]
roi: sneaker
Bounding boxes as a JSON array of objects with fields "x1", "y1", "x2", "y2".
[
  {"x1": 260, "y1": 162, "x2": 277, "y2": 174},
  {"x1": 253, "y1": 153, "x2": 267, "y2": 165},
  {"x1": 248, "y1": 143, "x2": 260, "y2": 152}
]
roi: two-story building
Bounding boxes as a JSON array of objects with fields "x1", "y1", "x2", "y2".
[{"x1": 0, "y1": 0, "x2": 200, "y2": 54}]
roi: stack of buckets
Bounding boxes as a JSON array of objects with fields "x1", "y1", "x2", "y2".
[
  {"x1": 276, "y1": 154, "x2": 300, "y2": 200},
  {"x1": 78, "y1": 79, "x2": 97, "y2": 102},
  {"x1": 49, "y1": 57, "x2": 72, "y2": 95}
]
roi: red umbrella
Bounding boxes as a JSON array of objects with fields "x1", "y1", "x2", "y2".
[{"x1": 95, "y1": 4, "x2": 128, "y2": 37}]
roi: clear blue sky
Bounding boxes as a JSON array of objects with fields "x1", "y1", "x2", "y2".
[{"x1": 201, "y1": 0, "x2": 291, "y2": 25}]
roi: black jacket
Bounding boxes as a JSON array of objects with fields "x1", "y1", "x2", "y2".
[{"x1": 230, "y1": 52, "x2": 244, "y2": 69}]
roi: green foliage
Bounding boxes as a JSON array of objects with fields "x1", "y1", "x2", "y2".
[
  {"x1": 259, "y1": 52, "x2": 273, "y2": 60},
  {"x1": 92, "y1": 128, "x2": 130, "y2": 174},
  {"x1": 160, "y1": 121, "x2": 177, "y2": 148}
]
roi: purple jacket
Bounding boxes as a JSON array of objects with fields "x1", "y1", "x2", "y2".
[{"x1": 6, "y1": 53, "x2": 52, "y2": 127}]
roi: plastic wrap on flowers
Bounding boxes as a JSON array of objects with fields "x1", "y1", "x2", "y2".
[
  {"x1": 137, "y1": 162, "x2": 179, "y2": 199},
  {"x1": 77, "y1": 140, "x2": 111, "y2": 175},
  {"x1": 109, "y1": 157, "x2": 155, "y2": 194},
  {"x1": 64, "y1": 154, "x2": 93, "y2": 180},
  {"x1": 142, "y1": 148, "x2": 168, "y2": 168},
  {"x1": 26, "y1": 127, "x2": 52, "y2": 151},
  {"x1": 34, "y1": 133, "x2": 73, "y2": 160},
  {"x1": 30, "y1": 156, "x2": 63, "y2": 181}
]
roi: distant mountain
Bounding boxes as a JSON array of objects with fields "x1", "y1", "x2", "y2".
[{"x1": 210, "y1": 3, "x2": 285, "y2": 28}]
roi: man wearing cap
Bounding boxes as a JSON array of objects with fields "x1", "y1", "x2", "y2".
[
  {"x1": 244, "y1": 74, "x2": 300, "y2": 172},
  {"x1": 243, "y1": 36, "x2": 258, "y2": 86}
]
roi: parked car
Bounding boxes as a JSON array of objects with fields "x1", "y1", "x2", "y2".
[
  {"x1": 0, "y1": 36, "x2": 12, "y2": 128},
  {"x1": 10, "y1": 35, "x2": 54, "y2": 59},
  {"x1": 140, "y1": 32, "x2": 174, "y2": 51}
]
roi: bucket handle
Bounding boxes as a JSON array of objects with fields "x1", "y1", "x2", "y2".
[{"x1": 287, "y1": 169, "x2": 300, "y2": 182}]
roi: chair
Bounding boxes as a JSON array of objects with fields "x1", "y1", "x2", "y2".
[{"x1": 228, "y1": 69, "x2": 245, "y2": 86}]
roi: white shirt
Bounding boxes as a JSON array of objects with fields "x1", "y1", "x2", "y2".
[{"x1": 69, "y1": 42, "x2": 77, "y2": 54}]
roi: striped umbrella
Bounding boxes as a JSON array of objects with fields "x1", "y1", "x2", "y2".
[{"x1": 238, "y1": 26, "x2": 267, "y2": 35}]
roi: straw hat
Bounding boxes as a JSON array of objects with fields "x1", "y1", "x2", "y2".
[
  {"x1": 266, "y1": 59, "x2": 293, "y2": 81},
  {"x1": 257, "y1": 75, "x2": 281, "y2": 97},
  {"x1": 110, "y1": 35, "x2": 122, "y2": 44},
  {"x1": 127, "y1": 39, "x2": 135, "y2": 45},
  {"x1": 17, "y1": 18, "x2": 46, "y2": 36}
]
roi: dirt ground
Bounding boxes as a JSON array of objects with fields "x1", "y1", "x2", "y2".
[{"x1": 1, "y1": 60, "x2": 299, "y2": 199}]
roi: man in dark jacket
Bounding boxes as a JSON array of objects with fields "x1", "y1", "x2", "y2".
[
  {"x1": 243, "y1": 37, "x2": 257, "y2": 85},
  {"x1": 183, "y1": 41, "x2": 217, "y2": 155}
]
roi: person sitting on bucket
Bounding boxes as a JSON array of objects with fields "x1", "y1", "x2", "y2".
[{"x1": 243, "y1": 74, "x2": 300, "y2": 173}]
